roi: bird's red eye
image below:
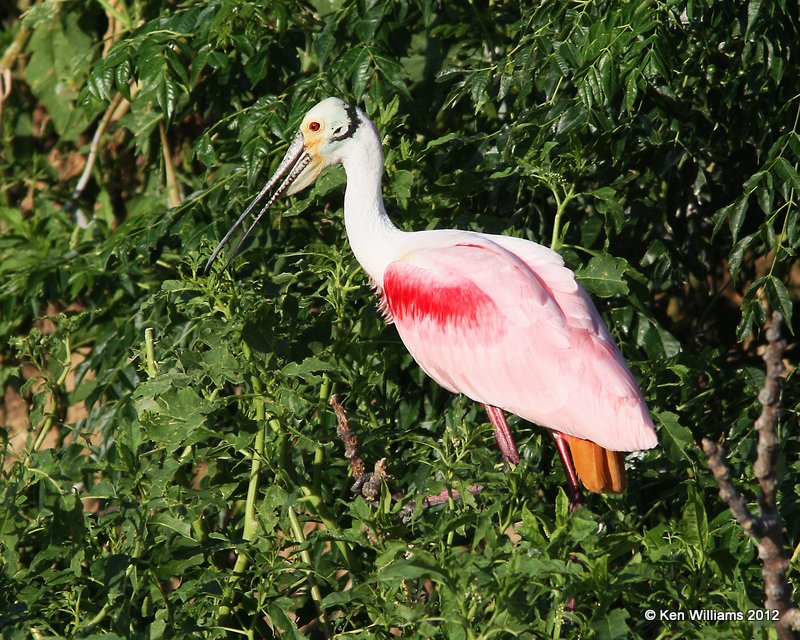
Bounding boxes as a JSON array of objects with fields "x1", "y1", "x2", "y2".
[{"x1": 308, "y1": 121, "x2": 321, "y2": 132}]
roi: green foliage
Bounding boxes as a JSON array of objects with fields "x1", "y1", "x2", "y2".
[{"x1": 1, "y1": 0, "x2": 798, "y2": 638}]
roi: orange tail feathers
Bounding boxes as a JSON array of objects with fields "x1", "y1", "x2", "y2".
[{"x1": 565, "y1": 436, "x2": 627, "y2": 494}]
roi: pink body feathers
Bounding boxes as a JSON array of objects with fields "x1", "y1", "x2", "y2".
[{"x1": 380, "y1": 231, "x2": 657, "y2": 454}]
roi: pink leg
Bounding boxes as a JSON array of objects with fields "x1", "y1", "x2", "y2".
[
  {"x1": 483, "y1": 404, "x2": 520, "y2": 465},
  {"x1": 551, "y1": 432, "x2": 583, "y2": 511}
]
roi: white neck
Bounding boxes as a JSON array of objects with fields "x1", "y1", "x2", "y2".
[{"x1": 340, "y1": 117, "x2": 404, "y2": 284}]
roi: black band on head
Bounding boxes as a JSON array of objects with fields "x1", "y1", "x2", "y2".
[{"x1": 331, "y1": 103, "x2": 361, "y2": 141}]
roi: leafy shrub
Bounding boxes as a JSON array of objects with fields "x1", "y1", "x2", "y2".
[{"x1": 1, "y1": 0, "x2": 797, "y2": 638}]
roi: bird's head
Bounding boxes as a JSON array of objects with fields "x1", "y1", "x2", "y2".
[
  {"x1": 289, "y1": 97, "x2": 362, "y2": 192},
  {"x1": 205, "y1": 97, "x2": 363, "y2": 272}
]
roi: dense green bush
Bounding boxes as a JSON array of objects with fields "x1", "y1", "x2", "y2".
[{"x1": 1, "y1": 0, "x2": 798, "y2": 637}]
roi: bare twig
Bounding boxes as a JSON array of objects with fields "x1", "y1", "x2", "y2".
[
  {"x1": 702, "y1": 311, "x2": 798, "y2": 638},
  {"x1": 159, "y1": 121, "x2": 182, "y2": 208},
  {"x1": 0, "y1": 23, "x2": 31, "y2": 127},
  {"x1": 0, "y1": 23, "x2": 30, "y2": 71},
  {"x1": 351, "y1": 458, "x2": 390, "y2": 501},
  {"x1": 702, "y1": 440, "x2": 761, "y2": 535},
  {"x1": 330, "y1": 395, "x2": 364, "y2": 480},
  {"x1": 0, "y1": 68, "x2": 11, "y2": 129},
  {"x1": 68, "y1": 0, "x2": 134, "y2": 227},
  {"x1": 416, "y1": 486, "x2": 484, "y2": 509},
  {"x1": 330, "y1": 394, "x2": 483, "y2": 518},
  {"x1": 69, "y1": 88, "x2": 134, "y2": 229},
  {"x1": 72, "y1": 92, "x2": 127, "y2": 202}
]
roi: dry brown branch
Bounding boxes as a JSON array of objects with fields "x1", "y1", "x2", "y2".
[
  {"x1": 702, "y1": 440, "x2": 760, "y2": 534},
  {"x1": 101, "y1": 0, "x2": 127, "y2": 57},
  {"x1": 702, "y1": 311, "x2": 798, "y2": 639},
  {"x1": 329, "y1": 394, "x2": 483, "y2": 519},
  {"x1": 414, "y1": 485, "x2": 484, "y2": 509},
  {"x1": 330, "y1": 394, "x2": 365, "y2": 480},
  {"x1": 351, "y1": 458, "x2": 390, "y2": 501}
]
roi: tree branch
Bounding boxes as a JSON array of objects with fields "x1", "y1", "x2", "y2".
[
  {"x1": 329, "y1": 394, "x2": 482, "y2": 523},
  {"x1": 702, "y1": 311, "x2": 797, "y2": 639},
  {"x1": 330, "y1": 394, "x2": 364, "y2": 481}
]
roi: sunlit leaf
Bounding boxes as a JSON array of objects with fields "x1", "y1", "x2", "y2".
[{"x1": 576, "y1": 254, "x2": 629, "y2": 297}]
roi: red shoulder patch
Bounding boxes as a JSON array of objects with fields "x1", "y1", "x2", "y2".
[{"x1": 382, "y1": 260, "x2": 499, "y2": 330}]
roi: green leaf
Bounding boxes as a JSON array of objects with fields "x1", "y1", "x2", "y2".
[
  {"x1": 281, "y1": 357, "x2": 335, "y2": 380},
  {"x1": 763, "y1": 275, "x2": 794, "y2": 331},
  {"x1": 773, "y1": 157, "x2": 800, "y2": 190},
  {"x1": 24, "y1": 8, "x2": 96, "y2": 138},
  {"x1": 636, "y1": 314, "x2": 681, "y2": 359},
  {"x1": 267, "y1": 601, "x2": 304, "y2": 639},
  {"x1": 156, "y1": 77, "x2": 179, "y2": 121},
  {"x1": 592, "y1": 608, "x2": 631, "y2": 640},
  {"x1": 655, "y1": 410, "x2": 694, "y2": 464},
  {"x1": 86, "y1": 65, "x2": 114, "y2": 102},
  {"x1": 623, "y1": 70, "x2": 639, "y2": 112},
  {"x1": 682, "y1": 483, "x2": 709, "y2": 559},
  {"x1": 425, "y1": 132, "x2": 460, "y2": 150},
  {"x1": 321, "y1": 590, "x2": 354, "y2": 608},
  {"x1": 555, "y1": 487, "x2": 569, "y2": 528},
  {"x1": 728, "y1": 233, "x2": 757, "y2": 278},
  {"x1": 756, "y1": 171, "x2": 774, "y2": 215},
  {"x1": 86, "y1": 479, "x2": 117, "y2": 499},
  {"x1": 728, "y1": 197, "x2": 749, "y2": 243},
  {"x1": 378, "y1": 557, "x2": 450, "y2": 583},
  {"x1": 738, "y1": 277, "x2": 769, "y2": 340},
  {"x1": 115, "y1": 57, "x2": 133, "y2": 97},
  {"x1": 344, "y1": 45, "x2": 372, "y2": 100},
  {"x1": 467, "y1": 69, "x2": 491, "y2": 112},
  {"x1": 575, "y1": 254, "x2": 629, "y2": 297},
  {"x1": 150, "y1": 513, "x2": 194, "y2": 540},
  {"x1": 392, "y1": 169, "x2": 414, "y2": 204},
  {"x1": 746, "y1": 0, "x2": 763, "y2": 35},
  {"x1": 133, "y1": 380, "x2": 213, "y2": 452}
]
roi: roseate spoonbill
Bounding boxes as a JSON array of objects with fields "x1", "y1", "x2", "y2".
[{"x1": 206, "y1": 97, "x2": 658, "y2": 508}]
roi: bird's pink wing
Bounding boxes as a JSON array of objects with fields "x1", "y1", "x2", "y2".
[
  {"x1": 381, "y1": 236, "x2": 657, "y2": 451},
  {"x1": 482, "y1": 234, "x2": 605, "y2": 335}
]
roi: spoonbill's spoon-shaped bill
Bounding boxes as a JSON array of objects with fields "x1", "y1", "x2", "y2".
[{"x1": 207, "y1": 97, "x2": 658, "y2": 508}]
